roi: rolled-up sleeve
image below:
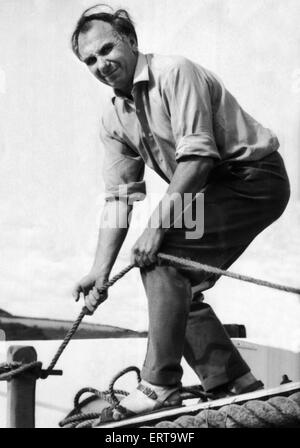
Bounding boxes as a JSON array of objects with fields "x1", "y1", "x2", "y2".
[
  {"x1": 164, "y1": 59, "x2": 221, "y2": 162},
  {"x1": 100, "y1": 119, "x2": 146, "y2": 202}
]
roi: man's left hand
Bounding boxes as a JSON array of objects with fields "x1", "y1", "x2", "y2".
[{"x1": 131, "y1": 227, "x2": 166, "y2": 268}]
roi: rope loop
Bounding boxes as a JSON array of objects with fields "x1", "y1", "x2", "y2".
[
  {"x1": 108, "y1": 366, "x2": 142, "y2": 406},
  {"x1": 59, "y1": 366, "x2": 141, "y2": 428},
  {"x1": 0, "y1": 361, "x2": 42, "y2": 382}
]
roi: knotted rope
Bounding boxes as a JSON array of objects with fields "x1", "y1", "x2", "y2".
[{"x1": 0, "y1": 361, "x2": 42, "y2": 381}]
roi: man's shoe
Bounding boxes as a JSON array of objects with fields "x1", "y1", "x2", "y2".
[
  {"x1": 204, "y1": 380, "x2": 264, "y2": 401},
  {"x1": 96, "y1": 381, "x2": 182, "y2": 424}
]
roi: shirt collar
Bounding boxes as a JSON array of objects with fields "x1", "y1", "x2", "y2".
[{"x1": 111, "y1": 52, "x2": 149, "y2": 103}]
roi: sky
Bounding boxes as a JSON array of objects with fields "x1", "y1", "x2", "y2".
[{"x1": 0, "y1": 0, "x2": 299, "y2": 346}]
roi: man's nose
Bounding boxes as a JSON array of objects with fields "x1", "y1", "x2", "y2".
[{"x1": 96, "y1": 56, "x2": 110, "y2": 74}]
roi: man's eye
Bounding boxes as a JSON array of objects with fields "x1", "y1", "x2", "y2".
[
  {"x1": 85, "y1": 56, "x2": 97, "y2": 66},
  {"x1": 101, "y1": 44, "x2": 114, "y2": 56}
]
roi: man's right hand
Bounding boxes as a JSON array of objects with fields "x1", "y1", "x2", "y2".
[{"x1": 72, "y1": 273, "x2": 108, "y2": 315}]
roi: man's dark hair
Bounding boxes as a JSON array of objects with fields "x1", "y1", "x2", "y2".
[{"x1": 71, "y1": 4, "x2": 138, "y2": 60}]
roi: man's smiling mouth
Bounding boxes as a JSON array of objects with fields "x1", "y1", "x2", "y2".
[{"x1": 104, "y1": 67, "x2": 118, "y2": 78}]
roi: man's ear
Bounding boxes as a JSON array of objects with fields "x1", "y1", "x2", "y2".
[{"x1": 129, "y1": 37, "x2": 138, "y2": 52}]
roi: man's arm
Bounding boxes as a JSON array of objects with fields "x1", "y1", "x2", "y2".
[
  {"x1": 73, "y1": 200, "x2": 132, "y2": 312},
  {"x1": 131, "y1": 57, "x2": 221, "y2": 267},
  {"x1": 131, "y1": 156, "x2": 214, "y2": 267}
]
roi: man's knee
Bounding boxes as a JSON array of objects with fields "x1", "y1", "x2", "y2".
[
  {"x1": 263, "y1": 188, "x2": 290, "y2": 226},
  {"x1": 140, "y1": 264, "x2": 192, "y2": 294}
]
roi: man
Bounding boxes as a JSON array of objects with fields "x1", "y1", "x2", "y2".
[{"x1": 72, "y1": 5, "x2": 290, "y2": 420}]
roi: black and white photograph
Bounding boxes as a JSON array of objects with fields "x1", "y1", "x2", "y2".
[{"x1": 0, "y1": 0, "x2": 299, "y2": 431}]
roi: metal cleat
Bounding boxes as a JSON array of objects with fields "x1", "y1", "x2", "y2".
[{"x1": 39, "y1": 369, "x2": 63, "y2": 379}]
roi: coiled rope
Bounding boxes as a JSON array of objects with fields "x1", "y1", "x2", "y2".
[
  {"x1": 59, "y1": 366, "x2": 211, "y2": 428},
  {"x1": 59, "y1": 366, "x2": 140, "y2": 428}
]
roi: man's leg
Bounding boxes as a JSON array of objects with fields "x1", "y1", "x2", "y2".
[
  {"x1": 182, "y1": 245, "x2": 254, "y2": 392},
  {"x1": 142, "y1": 152, "x2": 290, "y2": 391},
  {"x1": 115, "y1": 152, "x2": 290, "y2": 415},
  {"x1": 184, "y1": 294, "x2": 250, "y2": 391},
  {"x1": 140, "y1": 263, "x2": 251, "y2": 390},
  {"x1": 140, "y1": 247, "x2": 252, "y2": 391},
  {"x1": 140, "y1": 264, "x2": 192, "y2": 386}
]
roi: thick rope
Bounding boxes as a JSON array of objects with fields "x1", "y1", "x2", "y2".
[
  {"x1": 45, "y1": 263, "x2": 135, "y2": 374},
  {"x1": 0, "y1": 264, "x2": 135, "y2": 381},
  {"x1": 60, "y1": 384, "x2": 300, "y2": 428},
  {"x1": 149, "y1": 392, "x2": 300, "y2": 428},
  {"x1": 0, "y1": 361, "x2": 22, "y2": 374},
  {"x1": 157, "y1": 253, "x2": 300, "y2": 295},
  {"x1": 0, "y1": 265, "x2": 136, "y2": 381},
  {"x1": 1, "y1": 253, "x2": 299, "y2": 381},
  {"x1": 45, "y1": 252, "x2": 299, "y2": 377}
]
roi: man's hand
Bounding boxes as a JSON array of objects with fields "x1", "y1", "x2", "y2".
[
  {"x1": 131, "y1": 227, "x2": 166, "y2": 268},
  {"x1": 72, "y1": 272, "x2": 108, "y2": 315}
]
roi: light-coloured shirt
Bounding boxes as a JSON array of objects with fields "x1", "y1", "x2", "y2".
[{"x1": 100, "y1": 52, "x2": 279, "y2": 201}]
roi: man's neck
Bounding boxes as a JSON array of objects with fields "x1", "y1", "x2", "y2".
[
  {"x1": 114, "y1": 86, "x2": 134, "y2": 100},
  {"x1": 114, "y1": 53, "x2": 138, "y2": 99}
]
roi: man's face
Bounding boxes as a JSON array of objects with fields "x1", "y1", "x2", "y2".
[{"x1": 78, "y1": 20, "x2": 138, "y2": 94}]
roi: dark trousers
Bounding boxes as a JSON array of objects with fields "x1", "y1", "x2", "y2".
[{"x1": 140, "y1": 151, "x2": 290, "y2": 391}]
